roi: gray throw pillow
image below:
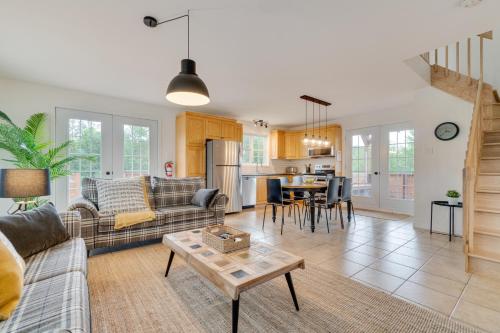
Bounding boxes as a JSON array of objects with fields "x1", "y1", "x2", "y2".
[
  {"x1": 0, "y1": 203, "x2": 69, "y2": 258},
  {"x1": 191, "y1": 189, "x2": 219, "y2": 208}
]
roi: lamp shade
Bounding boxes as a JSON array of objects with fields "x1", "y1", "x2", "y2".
[
  {"x1": 0, "y1": 169, "x2": 51, "y2": 198},
  {"x1": 166, "y1": 59, "x2": 210, "y2": 106}
]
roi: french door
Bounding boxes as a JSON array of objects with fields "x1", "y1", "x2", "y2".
[
  {"x1": 55, "y1": 108, "x2": 158, "y2": 209},
  {"x1": 347, "y1": 123, "x2": 415, "y2": 214}
]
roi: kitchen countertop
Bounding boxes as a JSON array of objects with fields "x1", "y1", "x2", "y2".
[
  {"x1": 241, "y1": 173, "x2": 322, "y2": 177},
  {"x1": 242, "y1": 173, "x2": 296, "y2": 177}
]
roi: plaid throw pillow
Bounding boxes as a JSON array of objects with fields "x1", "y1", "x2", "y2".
[
  {"x1": 153, "y1": 177, "x2": 205, "y2": 208},
  {"x1": 96, "y1": 177, "x2": 150, "y2": 215},
  {"x1": 81, "y1": 178, "x2": 99, "y2": 208}
]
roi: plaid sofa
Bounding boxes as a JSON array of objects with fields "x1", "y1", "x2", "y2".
[
  {"x1": 0, "y1": 212, "x2": 90, "y2": 333},
  {"x1": 68, "y1": 177, "x2": 227, "y2": 252}
]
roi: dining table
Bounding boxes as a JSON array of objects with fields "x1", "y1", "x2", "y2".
[
  {"x1": 280, "y1": 182, "x2": 327, "y2": 233},
  {"x1": 277, "y1": 181, "x2": 353, "y2": 232}
]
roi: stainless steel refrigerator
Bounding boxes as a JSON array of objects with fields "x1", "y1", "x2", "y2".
[{"x1": 206, "y1": 140, "x2": 242, "y2": 213}]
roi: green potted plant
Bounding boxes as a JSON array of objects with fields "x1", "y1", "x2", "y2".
[
  {"x1": 0, "y1": 110, "x2": 93, "y2": 207},
  {"x1": 446, "y1": 190, "x2": 460, "y2": 206}
]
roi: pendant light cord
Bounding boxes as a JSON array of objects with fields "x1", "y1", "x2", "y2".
[{"x1": 153, "y1": 11, "x2": 191, "y2": 59}]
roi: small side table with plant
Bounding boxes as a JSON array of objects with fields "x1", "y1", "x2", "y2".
[{"x1": 430, "y1": 190, "x2": 463, "y2": 241}]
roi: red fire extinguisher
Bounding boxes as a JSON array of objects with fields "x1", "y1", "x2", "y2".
[{"x1": 165, "y1": 161, "x2": 174, "y2": 178}]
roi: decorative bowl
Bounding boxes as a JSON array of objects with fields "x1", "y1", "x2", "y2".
[{"x1": 303, "y1": 176, "x2": 316, "y2": 184}]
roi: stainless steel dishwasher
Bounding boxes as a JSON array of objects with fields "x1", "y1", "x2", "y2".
[{"x1": 242, "y1": 176, "x2": 257, "y2": 208}]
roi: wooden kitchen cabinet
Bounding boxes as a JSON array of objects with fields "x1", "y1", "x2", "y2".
[
  {"x1": 186, "y1": 145, "x2": 205, "y2": 177},
  {"x1": 176, "y1": 112, "x2": 242, "y2": 177},
  {"x1": 186, "y1": 116, "x2": 206, "y2": 145},
  {"x1": 256, "y1": 176, "x2": 268, "y2": 204},
  {"x1": 284, "y1": 132, "x2": 297, "y2": 159},
  {"x1": 221, "y1": 121, "x2": 237, "y2": 140},
  {"x1": 206, "y1": 119, "x2": 222, "y2": 139},
  {"x1": 270, "y1": 130, "x2": 286, "y2": 159}
]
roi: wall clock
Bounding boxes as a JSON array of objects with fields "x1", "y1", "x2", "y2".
[{"x1": 434, "y1": 122, "x2": 459, "y2": 141}]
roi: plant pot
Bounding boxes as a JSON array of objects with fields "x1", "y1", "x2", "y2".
[{"x1": 447, "y1": 197, "x2": 458, "y2": 206}]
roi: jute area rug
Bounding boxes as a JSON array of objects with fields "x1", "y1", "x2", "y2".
[{"x1": 88, "y1": 244, "x2": 480, "y2": 333}]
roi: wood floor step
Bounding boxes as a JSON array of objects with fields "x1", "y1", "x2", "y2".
[
  {"x1": 476, "y1": 189, "x2": 500, "y2": 194},
  {"x1": 483, "y1": 143, "x2": 500, "y2": 146},
  {"x1": 475, "y1": 192, "x2": 500, "y2": 211},
  {"x1": 477, "y1": 174, "x2": 500, "y2": 192},
  {"x1": 484, "y1": 119, "x2": 500, "y2": 131},
  {"x1": 474, "y1": 226, "x2": 500, "y2": 237},
  {"x1": 475, "y1": 208, "x2": 500, "y2": 214},
  {"x1": 479, "y1": 172, "x2": 500, "y2": 176},
  {"x1": 483, "y1": 131, "x2": 500, "y2": 144},
  {"x1": 474, "y1": 211, "x2": 500, "y2": 232},
  {"x1": 468, "y1": 250, "x2": 500, "y2": 264},
  {"x1": 481, "y1": 146, "x2": 500, "y2": 157},
  {"x1": 479, "y1": 159, "x2": 500, "y2": 173},
  {"x1": 474, "y1": 233, "x2": 500, "y2": 255},
  {"x1": 480, "y1": 156, "x2": 500, "y2": 160}
]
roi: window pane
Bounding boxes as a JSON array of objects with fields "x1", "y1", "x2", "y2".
[
  {"x1": 123, "y1": 125, "x2": 150, "y2": 178},
  {"x1": 67, "y1": 119, "x2": 102, "y2": 201},
  {"x1": 388, "y1": 129, "x2": 415, "y2": 200},
  {"x1": 352, "y1": 134, "x2": 372, "y2": 197}
]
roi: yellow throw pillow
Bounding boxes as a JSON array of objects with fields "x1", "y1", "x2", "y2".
[{"x1": 0, "y1": 231, "x2": 25, "y2": 320}]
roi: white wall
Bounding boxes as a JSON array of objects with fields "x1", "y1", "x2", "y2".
[
  {"x1": 335, "y1": 86, "x2": 472, "y2": 235},
  {"x1": 0, "y1": 78, "x2": 178, "y2": 211}
]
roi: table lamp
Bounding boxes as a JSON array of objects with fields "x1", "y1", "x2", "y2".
[{"x1": 0, "y1": 169, "x2": 51, "y2": 214}]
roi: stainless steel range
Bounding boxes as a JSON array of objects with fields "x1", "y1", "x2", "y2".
[{"x1": 313, "y1": 164, "x2": 335, "y2": 180}]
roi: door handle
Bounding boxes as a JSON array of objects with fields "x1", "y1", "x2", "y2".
[{"x1": 374, "y1": 171, "x2": 379, "y2": 175}]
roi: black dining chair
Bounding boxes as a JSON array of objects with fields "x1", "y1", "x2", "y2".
[
  {"x1": 262, "y1": 178, "x2": 301, "y2": 234},
  {"x1": 338, "y1": 177, "x2": 356, "y2": 225},
  {"x1": 313, "y1": 177, "x2": 342, "y2": 232}
]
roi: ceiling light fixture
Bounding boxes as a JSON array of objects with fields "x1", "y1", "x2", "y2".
[
  {"x1": 300, "y1": 95, "x2": 332, "y2": 147},
  {"x1": 462, "y1": 0, "x2": 482, "y2": 8},
  {"x1": 253, "y1": 120, "x2": 269, "y2": 128},
  {"x1": 144, "y1": 10, "x2": 210, "y2": 106}
]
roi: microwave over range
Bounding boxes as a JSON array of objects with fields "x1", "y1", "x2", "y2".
[{"x1": 307, "y1": 146, "x2": 335, "y2": 158}]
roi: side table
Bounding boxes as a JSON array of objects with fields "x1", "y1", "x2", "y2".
[{"x1": 430, "y1": 200, "x2": 463, "y2": 241}]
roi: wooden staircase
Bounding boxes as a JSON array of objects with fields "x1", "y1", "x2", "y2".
[
  {"x1": 468, "y1": 103, "x2": 500, "y2": 268},
  {"x1": 421, "y1": 32, "x2": 500, "y2": 272}
]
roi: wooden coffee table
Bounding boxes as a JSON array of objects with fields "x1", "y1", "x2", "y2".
[{"x1": 162, "y1": 229, "x2": 305, "y2": 333}]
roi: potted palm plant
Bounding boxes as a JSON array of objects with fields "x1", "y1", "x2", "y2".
[
  {"x1": 0, "y1": 110, "x2": 92, "y2": 207},
  {"x1": 446, "y1": 190, "x2": 460, "y2": 206}
]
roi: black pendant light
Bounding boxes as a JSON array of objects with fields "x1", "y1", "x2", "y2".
[{"x1": 144, "y1": 10, "x2": 210, "y2": 106}]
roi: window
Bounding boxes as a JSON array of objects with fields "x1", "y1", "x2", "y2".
[
  {"x1": 388, "y1": 129, "x2": 414, "y2": 200},
  {"x1": 242, "y1": 134, "x2": 269, "y2": 165}
]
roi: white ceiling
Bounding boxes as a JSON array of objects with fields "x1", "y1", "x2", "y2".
[{"x1": 1, "y1": 0, "x2": 500, "y2": 127}]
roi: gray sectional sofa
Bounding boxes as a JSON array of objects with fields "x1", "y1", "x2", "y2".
[
  {"x1": 0, "y1": 211, "x2": 90, "y2": 333},
  {"x1": 67, "y1": 177, "x2": 227, "y2": 253}
]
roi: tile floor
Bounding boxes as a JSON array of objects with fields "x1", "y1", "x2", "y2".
[{"x1": 225, "y1": 206, "x2": 500, "y2": 332}]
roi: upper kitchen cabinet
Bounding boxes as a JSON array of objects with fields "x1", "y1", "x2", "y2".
[
  {"x1": 284, "y1": 132, "x2": 297, "y2": 159},
  {"x1": 206, "y1": 119, "x2": 222, "y2": 139},
  {"x1": 271, "y1": 124, "x2": 342, "y2": 160},
  {"x1": 185, "y1": 115, "x2": 206, "y2": 145},
  {"x1": 176, "y1": 112, "x2": 243, "y2": 177},
  {"x1": 221, "y1": 121, "x2": 240, "y2": 140},
  {"x1": 270, "y1": 130, "x2": 286, "y2": 159}
]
